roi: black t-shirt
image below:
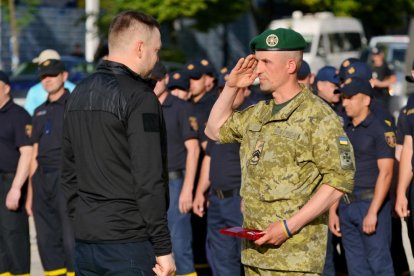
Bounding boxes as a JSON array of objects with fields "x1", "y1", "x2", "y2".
[
  {"x1": 162, "y1": 94, "x2": 198, "y2": 171},
  {"x1": 0, "y1": 99, "x2": 32, "y2": 172},
  {"x1": 192, "y1": 93, "x2": 215, "y2": 142},
  {"x1": 32, "y1": 90, "x2": 70, "y2": 168},
  {"x1": 345, "y1": 113, "x2": 395, "y2": 190}
]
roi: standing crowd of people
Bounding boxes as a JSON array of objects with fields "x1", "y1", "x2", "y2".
[{"x1": 2, "y1": 9, "x2": 414, "y2": 276}]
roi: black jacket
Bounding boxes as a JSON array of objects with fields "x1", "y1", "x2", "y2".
[{"x1": 61, "y1": 60, "x2": 171, "y2": 256}]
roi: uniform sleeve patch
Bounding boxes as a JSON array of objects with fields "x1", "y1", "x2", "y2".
[
  {"x1": 188, "y1": 116, "x2": 199, "y2": 131},
  {"x1": 384, "y1": 132, "x2": 396, "y2": 148},
  {"x1": 25, "y1": 124, "x2": 32, "y2": 138},
  {"x1": 142, "y1": 113, "x2": 160, "y2": 132},
  {"x1": 337, "y1": 137, "x2": 354, "y2": 170}
]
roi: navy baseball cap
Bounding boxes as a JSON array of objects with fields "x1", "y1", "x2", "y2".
[
  {"x1": 338, "y1": 60, "x2": 372, "y2": 81},
  {"x1": 167, "y1": 70, "x2": 190, "y2": 91},
  {"x1": 0, "y1": 70, "x2": 10, "y2": 85},
  {"x1": 337, "y1": 77, "x2": 374, "y2": 97},
  {"x1": 297, "y1": 60, "x2": 311, "y2": 80},
  {"x1": 38, "y1": 59, "x2": 65, "y2": 78},
  {"x1": 315, "y1": 66, "x2": 340, "y2": 84},
  {"x1": 218, "y1": 67, "x2": 230, "y2": 88}
]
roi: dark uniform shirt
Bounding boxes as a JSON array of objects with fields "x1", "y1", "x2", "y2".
[
  {"x1": 371, "y1": 62, "x2": 395, "y2": 105},
  {"x1": 162, "y1": 94, "x2": 198, "y2": 171},
  {"x1": 206, "y1": 140, "x2": 241, "y2": 191},
  {"x1": 0, "y1": 99, "x2": 32, "y2": 172},
  {"x1": 193, "y1": 93, "x2": 215, "y2": 142},
  {"x1": 396, "y1": 106, "x2": 409, "y2": 145},
  {"x1": 404, "y1": 94, "x2": 414, "y2": 169},
  {"x1": 32, "y1": 90, "x2": 70, "y2": 168},
  {"x1": 345, "y1": 112, "x2": 395, "y2": 190}
]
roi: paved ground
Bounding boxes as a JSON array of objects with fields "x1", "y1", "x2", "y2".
[{"x1": 29, "y1": 216, "x2": 414, "y2": 275}]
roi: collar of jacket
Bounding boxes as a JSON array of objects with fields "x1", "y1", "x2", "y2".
[{"x1": 97, "y1": 60, "x2": 154, "y2": 87}]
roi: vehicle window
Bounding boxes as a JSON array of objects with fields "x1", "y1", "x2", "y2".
[
  {"x1": 328, "y1": 32, "x2": 362, "y2": 53},
  {"x1": 301, "y1": 34, "x2": 313, "y2": 53}
]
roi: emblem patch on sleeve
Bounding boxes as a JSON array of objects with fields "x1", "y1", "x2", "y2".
[
  {"x1": 25, "y1": 124, "x2": 32, "y2": 138},
  {"x1": 337, "y1": 137, "x2": 354, "y2": 170},
  {"x1": 249, "y1": 140, "x2": 264, "y2": 165},
  {"x1": 384, "y1": 132, "x2": 396, "y2": 148},
  {"x1": 188, "y1": 116, "x2": 199, "y2": 132}
]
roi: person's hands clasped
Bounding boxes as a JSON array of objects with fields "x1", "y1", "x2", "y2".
[
  {"x1": 255, "y1": 221, "x2": 290, "y2": 246},
  {"x1": 226, "y1": 54, "x2": 258, "y2": 88}
]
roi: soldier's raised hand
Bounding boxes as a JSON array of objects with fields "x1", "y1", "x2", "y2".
[{"x1": 226, "y1": 55, "x2": 258, "y2": 88}]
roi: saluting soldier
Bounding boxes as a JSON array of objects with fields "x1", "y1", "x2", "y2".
[{"x1": 205, "y1": 28, "x2": 355, "y2": 275}]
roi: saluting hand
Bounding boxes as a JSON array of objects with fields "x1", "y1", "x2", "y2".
[
  {"x1": 226, "y1": 55, "x2": 258, "y2": 89},
  {"x1": 254, "y1": 221, "x2": 288, "y2": 246}
]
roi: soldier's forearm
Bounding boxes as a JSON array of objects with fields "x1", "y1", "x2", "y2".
[{"x1": 286, "y1": 184, "x2": 344, "y2": 235}]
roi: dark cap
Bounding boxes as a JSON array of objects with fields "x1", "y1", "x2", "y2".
[
  {"x1": 371, "y1": 47, "x2": 383, "y2": 55},
  {"x1": 218, "y1": 67, "x2": 230, "y2": 88},
  {"x1": 167, "y1": 70, "x2": 190, "y2": 91},
  {"x1": 197, "y1": 58, "x2": 216, "y2": 77},
  {"x1": 38, "y1": 59, "x2": 65, "y2": 78},
  {"x1": 315, "y1": 66, "x2": 340, "y2": 84},
  {"x1": 337, "y1": 77, "x2": 374, "y2": 97},
  {"x1": 151, "y1": 62, "x2": 167, "y2": 80},
  {"x1": 0, "y1": 70, "x2": 10, "y2": 85},
  {"x1": 249, "y1": 28, "x2": 306, "y2": 52},
  {"x1": 297, "y1": 60, "x2": 311, "y2": 80},
  {"x1": 405, "y1": 60, "x2": 414, "y2": 83},
  {"x1": 338, "y1": 60, "x2": 372, "y2": 81},
  {"x1": 184, "y1": 61, "x2": 204, "y2": 79}
]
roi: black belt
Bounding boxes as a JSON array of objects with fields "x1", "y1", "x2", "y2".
[
  {"x1": 342, "y1": 190, "x2": 374, "y2": 204},
  {"x1": 168, "y1": 170, "x2": 184, "y2": 181},
  {"x1": 211, "y1": 188, "x2": 240, "y2": 199}
]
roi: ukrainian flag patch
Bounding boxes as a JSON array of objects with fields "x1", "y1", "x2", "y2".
[{"x1": 339, "y1": 137, "x2": 349, "y2": 145}]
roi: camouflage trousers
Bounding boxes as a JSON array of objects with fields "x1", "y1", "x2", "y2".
[{"x1": 244, "y1": 265, "x2": 320, "y2": 276}]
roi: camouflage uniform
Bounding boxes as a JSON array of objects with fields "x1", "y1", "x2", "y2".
[{"x1": 218, "y1": 85, "x2": 355, "y2": 273}]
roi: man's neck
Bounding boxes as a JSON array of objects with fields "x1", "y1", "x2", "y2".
[
  {"x1": 0, "y1": 96, "x2": 10, "y2": 109},
  {"x1": 351, "y1": 109, "x2": 370, "y2": 126},
  {"x1": 48, "y1": 88, "x2": 65, "y2": 102},
  {"x1": 272, "y1": 83, "x2": 302, "y2": 104}
]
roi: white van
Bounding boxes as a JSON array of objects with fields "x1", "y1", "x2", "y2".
[{"x1": 268, "y1": 11, "x2": 367, "y2": 72}]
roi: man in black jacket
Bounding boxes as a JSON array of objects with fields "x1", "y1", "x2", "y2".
[{"x1": 61, "y1": 11, "x2": 175, "y2": 276}]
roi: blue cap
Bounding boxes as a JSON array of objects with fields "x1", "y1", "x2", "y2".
[
  {"x1": 337, "y1": 77, "x2": 373, "y2": 97},
  {"x1": 297, "y1": 60, "x2": 311, "y2": 80},
  {"x1": 218, "y1": 67, "x2": 230, "y2": 88},
  {"x1": 0, "y1": 70, "x2": 10, "y2": 85},
  {"x1": 315, "y1": 66, "x2": 340, "y2": 84},
  {"x1": 185, "y1": 58, "x2": 216, "y2": 79},
  {"x1": 338, "y1": 60, "x2": 372, "y2": 81},
  {"x1": 167, "y1": 70, "x2": 190, "y2": 91}
]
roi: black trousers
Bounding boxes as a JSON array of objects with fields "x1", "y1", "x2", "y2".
[
  {"x1": 32, "y1": 167, "x2": 75, "y2": 275},
  {"x1": 0, "y1": 173, "x2": 30, "y2": 275}
]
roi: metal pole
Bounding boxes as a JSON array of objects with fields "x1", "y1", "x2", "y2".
[{"x1": 85, "y1": 0, "x2": 100, "y2": 62}]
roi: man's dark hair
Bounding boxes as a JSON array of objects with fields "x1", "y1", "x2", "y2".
[{"x1": 108, "y1": 11, "x2": 160, "y2": 48}]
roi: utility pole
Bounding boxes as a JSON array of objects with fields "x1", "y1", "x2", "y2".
[
  {"x1": 85, "y1": 0, "x2": 100, "y2": 62},
  {"x1": 9, "y1": 0, "x2": 19, "y2": 70}
]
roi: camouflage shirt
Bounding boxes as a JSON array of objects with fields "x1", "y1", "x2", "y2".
[{"x1": 218, "y1": 86, "x2": 355, "y2": 273}]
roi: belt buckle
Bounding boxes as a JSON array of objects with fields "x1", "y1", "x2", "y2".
[
  {"x1": 216, "y1": 189, "x2": 224, "y2": 200},
  {"x1": 343, "y1": 194, "x2": 351, "y2": 204}
]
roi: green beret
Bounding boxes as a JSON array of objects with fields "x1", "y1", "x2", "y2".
[{"x1": 249, "y1": 28, "x2": 306, "y2": 52}]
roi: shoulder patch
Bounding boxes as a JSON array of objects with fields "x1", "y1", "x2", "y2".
[
  {"x1": 25, "y1": 124, "x2": 32, "y2": 138},
  {"x1": 188, "y1": 116, "x2": 199, "y2": 132},
  {"x1": 384, "y1": 131, "x2": 396, "y2": 148},
  {"x1": 407, "y1": 108, "x2": 414, "y2": 116},
  {"x1": 384, "y1": 120, "x2": 391, "y2": 127},
  {"x1": 337, "y1": 137, "x2": 354, "y2": 170}
]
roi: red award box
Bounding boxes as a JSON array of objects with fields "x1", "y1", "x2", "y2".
[{"x1": 219, "y1": 226, "x2": 264, "y2": 241}]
